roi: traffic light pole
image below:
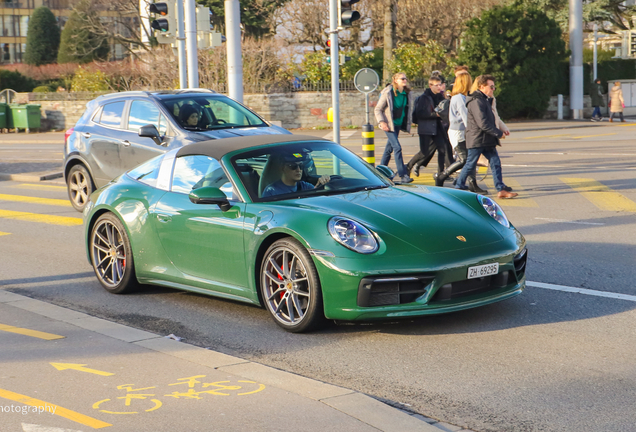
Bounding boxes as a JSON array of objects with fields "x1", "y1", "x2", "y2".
[
  {"x1": 329, "y1": 0, "x2": 340, "y2": 146},
  {"x1": 185, "y1": 0, "x2": 199, "y2": 88},
  {"x1": 225, "y1": 0, "x2": 244, "y2": 103},
  {"x1": 176, "y1": 0, "x2": 187, "y2": 89}
]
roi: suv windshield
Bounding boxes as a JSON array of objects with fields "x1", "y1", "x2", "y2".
[
  {"x1": 159, "y1": 95, "x2": 267, "y2": 131},
  {"x1": 232, "y1": 142, "x2": 390, "y2": 202}
]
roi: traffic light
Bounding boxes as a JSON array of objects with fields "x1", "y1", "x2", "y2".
[
  {"x1": 149, "y1": 1, "x2": 176, "y2": 44},
  {"x1": 338, "y1": 0, "x2": 360, "y2": 27},
  {"x1": 196, "y1": 6, "x2": 212, "y2": 48},
  {"x1": 339, "y1": 53, "x2": 351, "y2": 65},
  {"x1": 325, "y1": 39, "x2": 332, "y2": 56}
]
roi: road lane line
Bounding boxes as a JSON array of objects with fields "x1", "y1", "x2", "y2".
[
  {"x1": 570, "y1": 132, "x2": 617, "y2": 139},
  {"x1": 15, "y1": 183, "x2": 67, "y2": 191},
  {"x1": 560, "y1": 178, "x2": 636, "y2": 212},
  {"x1": 0, "y1": 194, "x2": 71, "y2": 207},
  {"x1": 0, "y1": 231, "x2": 10, "y2": 236},
  {"x1": 0, "y1": 324, "x2": 65, "y2": 340},
  {"x1": 0, "y1": 210, "x2": 82, "y2": 226},
  {"x1": 0, "y1": 388, "x2": 112, "y2": 429},
  {"x1": 522, "y1": 133, "x2": 572, "y2": 140},
  {"x1": 527, "y1": 281, "x2": 636, "y2": 302},
  {"x1": 534, "y1": 217, "x2": 605, "y2": 225}
]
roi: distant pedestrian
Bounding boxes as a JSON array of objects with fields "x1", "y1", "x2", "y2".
[
  {"x1": 406, "y1": 75, "x2": 448, "y2": 185},
  {"x1": 456, "y1": 74, "x2": 517, "y2": 199},
  {"x1": 375, "y1": 72, "x2": 414, "y2": 183},
  {"x1": 590, "y1": 78, "x2": 604, "y2": 121},
  {"x1": 609, "y1": 81, "x2": 625, "y2": 122},
  {"x1": 434, "y1": 71, "x2": 487, "y2": 193}
]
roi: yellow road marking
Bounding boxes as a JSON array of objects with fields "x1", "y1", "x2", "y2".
[
  {"x1": 0, "y1": 231, "x2": 9, "y2": 236},
  {"x1": 0, "y1": 324, "x2": 65, "y2": 340},
  {"x1": 0, "y1": 193, "x2": 71, "y2": 207},
  {"x1": 410, "y1": 173, "x2": 435, "y2": 186},
  {"x1": 485, "y1": 178, "x2": 539, "y2": 207},
  {"x1": 522, "y1": 133, "x2": 572, "y2": 140},
  {"x1": 0, "y1": 209, "x2": 82, "y2": 226},
  {"x1": 16, "y1": 183, "x2": 67, "y2": 191},
  {"x1": 50, "y1": 363, "x2": 114, "y2": 377},
  {"x1": 617, "y1": 122, "x2": 636, "y2": 127},
  {"x1": 570, "y1": 132, "x2": 617, "y2": 139},
  {"x1": 0, "y1": 388, "x2": 112, "y2": 429},
  {"x1": 560, "y1": 178, "x2": 636, "y2": 212}
]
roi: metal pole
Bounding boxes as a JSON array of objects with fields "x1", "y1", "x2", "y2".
[
  {"x1": 176, "y1": 0, "x2": 187, "y2": 89},
  {"x1": 225, "y1": 0, "x2": 244, "y2": 103},
  {"x1": 569, "y1": 0, "x2": 583, "y2": 119},
  {"x1": 593, "y1": 24, "x2": 598, "y2": 80},
  {"x1": 557, "y1": 94, "x2": 563, "y2": 120},
  {"x1": 184, "y1": 0, "x2": 198, "y2": 88},
  {"x1": 329, "y1": 0, "x2": 340, "y2": 145}
]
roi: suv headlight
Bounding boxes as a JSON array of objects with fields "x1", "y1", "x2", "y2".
[
  {"x1": 477, "y1": 195, "x2": 510, "y2": 228},
  {"x1": 327, "y1": 217, "x2": 378, "y2": 254}
]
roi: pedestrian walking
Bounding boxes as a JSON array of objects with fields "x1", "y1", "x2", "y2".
[
  {"x1": 375, "y1": 72, "x2": 414, "y2": 183},
  {"x1": 406, "y1": 75, "x2": 448, "y2": 185},
  {"x1": 590, "y1": 78, "x2": 605, "y2": 121},
  {"x1": 455, "y1": 74, "x2": 517, "y2": 199},
  {"x1": 434, "y1": 71, "x2": 487, "y2": 193},
  {"x1": 609, "y1": 81, "x2": 625, "y2": 122}
]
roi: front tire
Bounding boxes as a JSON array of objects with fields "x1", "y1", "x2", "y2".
[
  {"x1": 67, "y1": 164, "x2": 94, "y2": 212},
  {"x1": 260, "y1": 238, "x2": 325, "y2": 333},
  {"x1": 90, "y1": 213, "x2": 138, "y2": 294}
]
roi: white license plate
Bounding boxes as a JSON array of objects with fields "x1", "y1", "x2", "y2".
[{"x1": 467, "y1": 263, "x2": 499, "y2": 279}]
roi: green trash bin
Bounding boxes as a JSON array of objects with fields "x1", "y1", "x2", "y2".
[
  {"x1": 8, "y1": 104, "x2": 41, "y2": 133},
  {"x1": 0, "y1": 102, "x2": 7, "y2": 131}
]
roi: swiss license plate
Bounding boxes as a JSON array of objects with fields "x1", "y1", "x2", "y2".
[{"x1": 467, "y1": 263, "x2": 499, "y2": 279}]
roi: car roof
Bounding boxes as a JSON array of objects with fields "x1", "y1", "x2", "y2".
[
  {"x1": 176, "y1": 135, "x2": 333, "y2": 160},
  {"x1": 93, "y1": 89, "x2": 219, "y2": 103}
]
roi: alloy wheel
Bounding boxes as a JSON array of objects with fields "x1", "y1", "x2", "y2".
[
  {"x1": 69, "y1": 169, "x2": 90, "y2": 209},
  {"x1": 91, "y1": 219, "x2": 127, "y2": 289}
]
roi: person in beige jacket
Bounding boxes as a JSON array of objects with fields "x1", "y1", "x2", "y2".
[
  {"x1": 609, "y1": 81, "x2": 625, "y2": 122},
  {"x1": 374, "y1": 72, "x2": 414, "y2": 183}
]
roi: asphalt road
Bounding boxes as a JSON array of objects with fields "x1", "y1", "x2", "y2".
[{"x1": 1, "y1": 123, "x2": 636, "y2": 432}]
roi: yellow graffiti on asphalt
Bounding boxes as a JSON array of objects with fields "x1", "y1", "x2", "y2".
[{"x1": 93, "y1": 376, "x2": 265, "y2": 415}]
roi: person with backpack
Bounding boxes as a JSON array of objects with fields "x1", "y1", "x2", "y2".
[
  {"x1": 374, "y1": 72, "x2": 414, "y2": 183},
  {"x1": 406, "y1": 75, "x2": 449, "y2": 186}
]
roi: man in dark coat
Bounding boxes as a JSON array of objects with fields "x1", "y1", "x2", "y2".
[
  {"x1": 406, "y1": 75, "x2": 448, "y2": 185},
  {"x1": 590, "y1": 78, "x2": 605, "y2": 121},
  {"x1": 455, "y1": 74, "x2": 517, "y2": 199}
]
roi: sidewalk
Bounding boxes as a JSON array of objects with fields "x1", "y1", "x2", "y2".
[{"x1": 0, "y1": 290, "x2": 454, "y2": 432}]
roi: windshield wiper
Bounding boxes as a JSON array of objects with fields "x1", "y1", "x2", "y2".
[{"x1": 183, "y1": 126, "x2": 207, "y2": 131}]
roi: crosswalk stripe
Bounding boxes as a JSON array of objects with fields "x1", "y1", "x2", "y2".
[
  {"x1": 560, "y1": 178, "x2": 636, "y2": 212},
  {"x1": 0, "y1": 209, "x2": 82, "y2": 226},
  {"x1": 485, "y1": 177, "x2": 539, "y2": 207},
  {"x1": 0, "y1": 193, "x2": 71, "y2": 207}
]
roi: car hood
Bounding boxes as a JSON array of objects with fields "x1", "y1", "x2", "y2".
[
  {"x1": 194, "y1": 125, "x2": 290, "y2": 139},
  {"x1": 280, "y1": 185, "x2": 505, "y2": 254}
]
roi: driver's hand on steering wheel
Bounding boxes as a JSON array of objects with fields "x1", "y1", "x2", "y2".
[{"x1": 314, "y1": 175, "x2": 331, "y2": 188}]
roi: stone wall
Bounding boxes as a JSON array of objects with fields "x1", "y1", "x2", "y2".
[{"x1": 16, "y1": 91, "x2": 610, "y2": 132}]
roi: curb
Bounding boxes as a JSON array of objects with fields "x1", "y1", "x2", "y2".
[
  {"x1": 0, "y1": 171, "x2": 63, "y2": 182},
  {"x1": 0, "y1": 290, "x2": 462, "y2": 432}
]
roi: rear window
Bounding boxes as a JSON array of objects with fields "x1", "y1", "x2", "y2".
[{"x1": 99, "y1": 101, "x2": 125, "y2": 128}]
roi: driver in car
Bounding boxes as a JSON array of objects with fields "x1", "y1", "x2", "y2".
[
  {"x1": 262, "y1": 153, "x2": 331, "y2": 198},
  {"x1": 179, "y1": 104, "x2": 200, "y2": 128}
]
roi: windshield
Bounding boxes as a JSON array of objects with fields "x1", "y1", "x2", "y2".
[
  {"x1": 231, "y1": 142, "x2": 390, "y2": 202},
  {"x1": 159, "y1": 95, "x2": 267, "y2": 131}
]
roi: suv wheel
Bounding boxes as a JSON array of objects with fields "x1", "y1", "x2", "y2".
[{"x1": 67, "y1": 164, "x2": 94, "y2": 212}]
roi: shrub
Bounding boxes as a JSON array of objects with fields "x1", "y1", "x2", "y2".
[
  {"x1": 58, "y1": 0, "x2": 110, "y2": 64},
  {"x1": 0, "y1": 69, "x2": 38, "y2": 92},
  {"x1": 385, "y1": 41, "x2": 449, "y2": 81},
  {"x1": 70, "y1": 66, "x2": 109, "y2": 91},
  {"x1": 458, "y1": 2, "x2": 567, "y2": 119},
  {"x1": 24, "y1": 7, "x2": 61, "y2": 66},
  {"x1": 32, "y1": 86, "x2": 51, "y2": 92}
]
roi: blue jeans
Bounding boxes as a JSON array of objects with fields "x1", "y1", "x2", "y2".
[
  {"x1": 380, "y1": 130, "x2": 407, "y2": 177},
  {"x1": 456, "y1": 147, "x2": 505, "y2": 192},
  {"x1": 592, "y1": 106, "x2": 601, "y2": 118}
]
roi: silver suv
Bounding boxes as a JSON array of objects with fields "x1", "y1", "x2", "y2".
[{"x1": 63, "y1": 89, "x2": 289, "y2": 211}]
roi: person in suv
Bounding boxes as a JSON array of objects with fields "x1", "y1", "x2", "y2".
[{"x1": 63, "y1": 89, "x2": 289, "y2": 211}]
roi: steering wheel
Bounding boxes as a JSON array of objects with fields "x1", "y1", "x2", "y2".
[
  {"x1": 212, "y1": 119, "x2": 227, "y2": 125},
  {"x1": 315, "y1": 175, "x2": 344, "y2": 190}
]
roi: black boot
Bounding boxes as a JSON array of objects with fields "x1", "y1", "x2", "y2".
[
  {"x1": 468, "y1": 177, "x2": 488, "y2": 194},
  {"x1": 433, "y1": 172, "x2": 445, "y2": 187}
]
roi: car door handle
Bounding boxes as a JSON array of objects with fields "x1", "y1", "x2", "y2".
[
  {"x1": 157, "y1": 214, "x2": 172, "y2": 223},
  {"x1": 81, "y1": 132, "x2": 91, "y2": 138},
  {"x1": 121, "y1": 140, "x2": 131, "y2": 147}
]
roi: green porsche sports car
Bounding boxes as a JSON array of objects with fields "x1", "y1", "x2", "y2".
[{"x1": 84, "y1": 134, "x2": 527, "y2": 332}]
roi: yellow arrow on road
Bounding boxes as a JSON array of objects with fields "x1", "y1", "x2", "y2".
[{"x1": 50, "y1": 363, "x2": 114, "y2": 376}]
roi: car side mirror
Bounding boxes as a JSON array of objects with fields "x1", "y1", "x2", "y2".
[
  {"x1": 189, "y1": 187, "x2": 231, "y2": 211},
  {"x1": 138, "y1": 124, "x2": 166, "y2": 146},
  {"x1": 375, "y1": 165, "x2": 395, "y2": 180}
]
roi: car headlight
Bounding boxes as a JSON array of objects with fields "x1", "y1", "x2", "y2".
[
  {"x1": 477, "y1": 195, "x2": 510, "y2": 228},
  {"x1": 327, "y1": 217, "x2": 378, "y2": 254}
]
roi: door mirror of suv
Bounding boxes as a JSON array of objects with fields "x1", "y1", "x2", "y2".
[{"x1": 138, "y1": 124, "x2": 166, "y2": 146}]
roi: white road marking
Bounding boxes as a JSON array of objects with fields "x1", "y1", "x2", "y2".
[
  {"x1": 527, "y1": 281, "x2": 636, "y2": 302},
  {"x1": 534, "y1": 217, "x2": 605, "y2": 225}
]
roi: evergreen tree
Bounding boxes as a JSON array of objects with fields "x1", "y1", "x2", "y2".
[
  {"x1": 57, "y1": 0, "x2": 110, "y2": 64},
  {"x1": 458, "y1": 2, "x2": 567, "y2": 119},
  {"x1": 24, "y1": 7, "x2": 61, "y2": 66}
]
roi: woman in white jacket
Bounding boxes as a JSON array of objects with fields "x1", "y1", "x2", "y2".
[{"x1": 435, "y1": 71, "x2": 487, "y2": 193}]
